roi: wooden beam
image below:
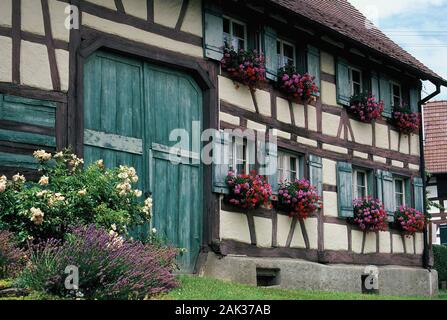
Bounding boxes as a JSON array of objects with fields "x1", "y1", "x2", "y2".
[
  {"x1": 114, "y1": 0, "x2": 125, "y2": 13},
  {"x1": 41, "y1": 0, "x2": 61, "y2": 91},
  {"x1": 11, "y1": 0, "x2": 21, "y2": 84},
  {"x1": 175, "y1": 0, "x2": 190, "y2": 31}
]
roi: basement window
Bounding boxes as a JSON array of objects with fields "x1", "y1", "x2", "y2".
[{"x1": 256, "y1": 268, "x2": 280, "y2": 287}]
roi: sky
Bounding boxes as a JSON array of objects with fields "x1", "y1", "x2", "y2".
[{"x1": 347, "y1": 0, "x2": 447, "y2": 100}]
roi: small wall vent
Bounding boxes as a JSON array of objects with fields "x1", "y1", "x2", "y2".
[{"x1": 256, "y1": 268, "x2": 280, "y2": 287}]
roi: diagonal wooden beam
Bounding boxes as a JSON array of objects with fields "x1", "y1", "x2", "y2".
[
  {"x1": 175, "y1": 0, "x2": 190, "y2": 31},
  {"x1": 41, "y1": 0, "x2": 61, "y2": 91},
  {"x1": 285, "y1": 217, "x2": 298, "y2": 248},
  {"x1": 299, "y1": 219, "x2": 310, "y2": 249},
  {"x1": 114, "y1": 0, "x2": 125, "y2": 13}
]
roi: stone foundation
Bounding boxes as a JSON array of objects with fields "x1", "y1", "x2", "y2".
[{"x1": 201, "y1": 253, "x2": 438, "y2": 297}]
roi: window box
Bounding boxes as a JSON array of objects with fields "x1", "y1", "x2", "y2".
[
  {"x1": 277, "y1": 65, "x2": 319, "y2": 103},
  {"x1": 348, "y1": 91, "x2": 384, "y2": 123},
  {"x1": 392, "y1": 106, "x2": 421, "y2": 135}
]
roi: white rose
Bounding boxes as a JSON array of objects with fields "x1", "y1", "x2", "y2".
[{"x1": 38, "y1": 175, "x2": 49, "y2": 186}]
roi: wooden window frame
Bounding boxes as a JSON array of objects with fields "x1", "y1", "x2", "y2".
[
  {"x1": 277, "y1": 149, "x2": 303, "y2": 183},
  {"x1": 223, "y1": 16, "x2": 248, "y2": 51},
  {"x1": 228, "y1": 136, "x2": 254, "y2": 174},
  {"x1": 390, "y1": 81, "x2": 402, "y2": 107},
  {"x1": 349, "y1": 66, "x2": 363, "y2": 96},
  {"x1": 393, "y1": 177, "x2": 406, "y2": 210},
  {"x1": 353, "y1": 169, "x2": 368, "y2": 199},
  {"x1": 277, "y1": 38, "x2": 296, "y2": 69}
]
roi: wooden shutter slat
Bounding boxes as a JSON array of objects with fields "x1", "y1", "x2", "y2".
[
  {"x1": 371, "y1": 71, "x2": 380, "y2": 101},
  {"x1": 409, "y1": 87, "x2": 420, "y2": 113},
  {"x1": 337, "y1": 161, "x2": 353, "y2": 218},
  {"x1": 336, "y1": 58, "x2": 351, "y2": 106},
  {"x1": 204, "y1": 3, "x2": 224, "y2": 61},
  {"x1": 309, "y1": 155, "x2": 323, "y2": 197},
  {"x1": 258, "y1": 140, "x2": 278, "y2": 194},
  {"x1": 307, "y1": 45, "x2": 321, "y2": 93},
  {"x1": 382, "y1": 171, "x2": 395, "y2": 221},
  {"x1": 263, "y1": 26, "x2": 278, "y2": 81},
  {"x1": 212, "y1": 131, "x2": 230, "y2": 194},
  {"x1": 414, "y1": 177, "x2": 424, "y2": 213},
  {"x1": 379, "y1": 75, "x2": 392, "y2": 118}
]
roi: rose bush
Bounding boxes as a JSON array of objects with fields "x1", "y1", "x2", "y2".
[
  {"x1": 225, "y1": 170, "x2": 272, "y2": 210},
  {"x1": 394, "y1": 206, "x2": 427, "y2": 236},
  {"x1": 276, "y1": 179, "x2": 322, "y2": 220},
  {"x1": 350, "y1": 197, "x2": 388, "y2": 232},
  {"x1": 278, "y1": 65, "x2": 319, "y2": 103},
  {"x1": 0, "y1": 149, "x2": 152, "y2": 244},
  {"x1": 349, "y1": 92, "x2": 384, "y2": 123},
  {"x1": 221, "y1": 47, "x2": 266, "y2": 90}
]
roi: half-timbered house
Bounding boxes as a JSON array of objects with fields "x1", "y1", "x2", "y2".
[{"x1": 0, "y1": 0, "x2": 445, "y2": 295}]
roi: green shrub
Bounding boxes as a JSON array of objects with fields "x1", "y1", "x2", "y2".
[
  {"x1": 0, "y1": 230, "x2": 26, "y2": 278},
  {"x1": 433, "y1": 244, "x2": 447, "y2": 287},
  {"x1": 0, "y1": 149, "x2": 152, "y2": 244}
]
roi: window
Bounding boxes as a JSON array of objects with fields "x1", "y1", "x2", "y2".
[
  {"x1": 394, "y1": 178, "x2": 405, "y2": 209},
  {"x1": 223, "y1": 17, "x2": 247, "y2": 51},
  {"x1": 277, "y1": 39, "x2": 295, "y2": 68},
  {"x1": 228, "y1": 137, "x2": 254, "y2": 174},
  {"x1": 391, "y1": 82, "x2": 402, "y2": 107},
  {"x1": 349, "y1": 67, "x2": 363, "y2": 96},
  {"x1": 353, "y1": 169, "x2": 368, "y2": 198},
  {"x1": 277, "y1": 151, "x2": 302, "y2": 183}
]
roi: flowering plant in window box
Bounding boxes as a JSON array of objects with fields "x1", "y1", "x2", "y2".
[
  {"x1": 394, "y1": 206, "x2": 427, "y2": 236},
  {"x1": 349, "y1": 197, "x2": 388, "y2": 232},
  {"x1": 277, "y1": 65, "x2": 319, "y2": 103},
  {"x1": 225, "y1": 170, "x2": 272, "y2": 210},
  {"x1": 392, "y1": 106, "x2": 421, "y2": 135},
  {"x1": 276, "y1": 179, "x2": 322, "y2": 220},
  {"x1": 220, "y1": 47, "x2": 266, "y2": 91},
  {"x1": 348, "y1": 92, "x2": 384, "y2": 123}
]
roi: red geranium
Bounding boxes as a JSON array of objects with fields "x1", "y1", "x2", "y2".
[
  {"x1": 349, "y1": 92, "x2": 384, "y2": 123},
  {"x1": 393, "y1": 106, "x2": 421, "y2": 135},
  {"x1": 278, "y1": 65, "x2": 319, "y2": 103},
  {"x1": 225, "y1": 170, "x2": 272, "y2": 210},
  {"x1": 277, "y1": 179, "x2": 322, "y2": 220},
  {"x1": 350, "y1": 197, "x2": 388, "y2": 232},
  {"x1": 394, "y1": 206, "x2": 427, "y2": 236},
  {"x1": 220, "y1": 47, "x2": 266, "y2": 90}
]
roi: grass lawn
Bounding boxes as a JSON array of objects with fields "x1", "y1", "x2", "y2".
[{"x1": 163, "y1": 275, "x2": 447, "y2": 300}]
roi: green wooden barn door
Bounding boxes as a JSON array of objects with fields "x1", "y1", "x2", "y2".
[
  {"x1": 83, "y1": 52, "x2": 145, "y2": 192},
  {"x1": 144, "y1": 64, "x2": 203, "y2": 273},
  {"x1": 84, "y1": 51, "x2": 203, "y2": 273}
]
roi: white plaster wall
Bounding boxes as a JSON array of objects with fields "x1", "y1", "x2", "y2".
[
  {"x1": 219, "y1": 76, "x2": 256, "y2": 112},
  {"x1": 122, "y1": 0, "x2": 147, "y2": 20},
  {"x1": 375, "y1": 123, "x2": 389, "y2": 149},
  {"x1": 49, "y1": 0, "x2": 70, "y2": 42},
  {"x1": 247, "y1": 120, "x2": 266, "y2": 133},
  {"x1": 320, "y1": 81, "x2": 337, "y2": 106},
  {"x1": 292, "y1": 103, "x2": 305, "y2": 128},
  {"x1": 323, "y1": 144, "x2": 348, "y2": 154},
  {"x1": 392, "y1": 160, "x2": 404, "y2": 168},
  {"x1": 324, "y1": 223, "x2": 348, "y2": 251},
  {"x1": 87, "y1": 0, "x2": 117, "y2": 10},
  {"x1": 22, "y1": 0, "x2": 45, "y2": 36},
  {"x1": 0, "y1": 0, "x2": 12, "y2": 27},
  {"x1": 390, "y1": 129, "x2": 400, "y2": 151},
  {"x1": 181, "y1": 0, "x2": 203, "y2": 37},
  {"x1": 392, "y1": 234, "x2": 405, "y2": 254},
  {"x1": 320, "y1": 51, "x2": 335, "y2": 75},
  {"x1": 276, "y1": 97, "x2": 292, "y2": 124},
  {"x1": 379, "y1": 231, "x2": 391, "y2": 253},
  {"x1": 0, "y1": 36, "x2": 12, "y2": 83},
  {"x1": 277, "y1": 215, "x2": 293, "y2": 247},
  {"x1": 322, "y1": 112, "x2": 340, "y2": 137},
  {"x1": 399, "y1": 134, "x2": 409, "y2": 154},
  {"x1": 323, "y1": 191, "x2": 338, "y2": 217},
  {"x1": 323, "y1": 158, "x2": 336, "y2": 185},
  {"x1": 55, "y1": 49, "x2": 69, "y2": 92},
  {"x1": 373, "y1": 155, "x2": 387, "y2": 164},
  {"x1": 297, "y1": 136, "x2": 318, "y2": 147},
  {"x1": 254, "y1": 217, "x2": 272, "y2": 248},
  {"x1": 220, "y1": 112, "x2": 240, "y2": 126},
  {"x1": 291, "y1": 217, "x2": 318, "y2": 249},
  {"x1": 352, "y1": 230, "x2": 376, "y2": 254},
  {"x1": 410, "y1": 134, "x2": 420, "y2": 156},
  {"x1": 409, "y1": 164, "x2": 420, "y2": 171},
  {"x1": 415, "y1": 232, "x2": 424, "y2": 255},
  {"x1": 254, "y1": 90, "x2": 271, "y2": 117},
  {"x1": 353, "y1": 151, "x2": 368, "y2": 159},
  {"x1": 82, "y1": 14, "x2": 203, "y2": 57},
  {"x1": 307, "y1": 106, "x2": 318, "y2": 131},
  {"x1": 220, "y1": 211, "x2": 251, "y2": 244},
  {"x1": 404, "y1": 236, "x2": 414, "y2": 254},
  {"x1": 154, "y1": 0, "x2": 183, "y2": 28},
  {"x1": 276, "y1": 129, "x2": 291, "y2": 140},
  {"x1": 350, "y1": 119, "x2": 372, "y2": 145},
  {"x1": 20, "y1": 40, "x2": 52, "y2": 90}
]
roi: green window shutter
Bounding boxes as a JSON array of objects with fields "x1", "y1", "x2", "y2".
[
  {"x1": 204, "y1": 3, "x2": 223, "y2": 61},
  {"x1": 309, "y1": 155, "x2": 323, "y2": 197},
  {"x1": 307, "y1": 45, "x2": 320, "y2": 93},
  {"x1": 367, "y1": 170, "x2": 375, "y2": 196},
  {"x1": 409, "y1": 87, "x2": 420, "y2": 113},
  {"x1": 371, "y1": 71, "x2": 380, "y2": 101},
  {"x1": 257, "y1": 139, "x2": 278, "y2": 194},
  {"x1": 405, "y1": 179, "x2": 412, "y2": 207},
  {"x1": 295, "y1": 44, "x2": 306, "y2": 76},
  {"x1": 379, "y1": 75, "x2": 392, "y2": 118},
  {"x1": 337, "y1": 161, "x2": 353, "y2": 218},
  {"x1": 382, "y1": 171, "x2": 395, "y2": 221},
  {"x1": 414, "y1": 177, "x2": 424, "y2": 213},
  {"x1": 262, "y1": 26, "x2": 278, "y2": 81},
  {"x1": 212, "y1": 131, "x2": 230, "y2": 194},
  {"x1": 336, "y1": 58, "x2": 350, "y2": 106},
  {"x1": 376, "y1": 170, "x2": 384, "y2": 203}
]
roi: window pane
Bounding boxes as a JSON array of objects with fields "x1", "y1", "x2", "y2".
[
  {"x1": 395, "y1": 194, "x2": 403, "y2": 208},
  {"x1": 277, "y1": 41, "x2": 281, "y2": 54},
  {"x1": 283, "y1": 43, "x2": 294, "y2": 60},
  {"x1": 352, "y1": 70, "x2": 361, "y2": 83},
  {"x1": 358, "y1": 186, "x2": 366, "y2": 198},
  {"x1": 353, "y1": 83, "x2": 361, "y2": 96},
  {"x1": 237, "y1": 39, "x2": 245, "y2": 50},
  {"x1": 395, "y1": 180, "x2": 403, "y2": 193},
  {"x1": 393, "y1": 96, "x2": 401, "y2": 107},
  {"x1": 393, "y1": 84, "x2": 400, "y2": 97},
  {"x1": 223, "y1": 18, "x2": 230, "y2": 33},
  {"x1": 357, "y1": 172, "x2": 366, "y2": 187},
  {"x1": 232, "y1": 22, "x2": 245, "y2": 39}
]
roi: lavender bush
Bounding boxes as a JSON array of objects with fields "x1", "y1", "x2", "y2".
[
  {"x1": 18, "y1": 225, "x2": 179, "y2": 300},
  {"x1": 0, "y1": 230, "x2": 26, "y2": 278}
]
